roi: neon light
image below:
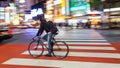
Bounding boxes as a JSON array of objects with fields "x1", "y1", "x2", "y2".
[
  {"x1": 61, "y1": 0, "x2": 65, "y2": 7},
  {"x1": 104, "y1": 7, "x2": 120, "y2": 12},
  {"x1": 31, "y1": 9, "x2": 37, "y2": 17},
  {"x1": 70, "y1": 4, "x2": 89, "y2": 11},
  {"x1": 37, "y1": 8, "x2": 43, "y2": 15}
]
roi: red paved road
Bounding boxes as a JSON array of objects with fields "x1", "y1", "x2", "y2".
[{"x1": 0, "y1": 43, "x2": 120, "y2": 68}]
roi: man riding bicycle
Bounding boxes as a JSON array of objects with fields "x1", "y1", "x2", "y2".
[{"x1": 36, "y1": 14, "x2": 58, "y2": 57}]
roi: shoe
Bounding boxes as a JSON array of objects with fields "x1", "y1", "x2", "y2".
[{"x1": 44, "y1": 54, "x2": 52, "y2": 57}]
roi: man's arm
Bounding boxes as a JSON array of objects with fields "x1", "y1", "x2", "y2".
[{"x1": 36, "y1": 22, "x2": 44, "y2": 36}]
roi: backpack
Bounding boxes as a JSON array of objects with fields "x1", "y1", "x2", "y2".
[{"x1": 48, "y1": 21, "x2": 58, "y2": 34}]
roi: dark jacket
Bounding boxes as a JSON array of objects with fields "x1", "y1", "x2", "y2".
[{"x1": 36, "y1": 20, "x2": 58, "y2": 36}]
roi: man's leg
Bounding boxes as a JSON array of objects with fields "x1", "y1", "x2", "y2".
[{"x1": 45, "y1": 32, "x2": 53, "y2": 56}]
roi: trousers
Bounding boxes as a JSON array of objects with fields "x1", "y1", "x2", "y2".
[{"x1": 47, "y1": 32, "x2": 53, "y2": 55}]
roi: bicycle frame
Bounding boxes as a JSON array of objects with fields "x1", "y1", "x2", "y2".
[
  {"x1": 39, "y1": 35, "x2": 61, "y2": 54},
  {"x1": 28, "y1": 34, "x2": 69, "y2": 58}
]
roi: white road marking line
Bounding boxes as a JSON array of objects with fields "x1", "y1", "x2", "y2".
[
  {"x1": 37, "y1": 46, "x2": 116, "y2": 50},
  {"x1": 22, "y1": 51, "x2": 120, "y2": 59},
  {"x1": 55, "y1": 40, "x2": 107, "y2": 41},
  {"x1": 43, "y1": 42, "x2": 111, "y2": 45},
  {"x1": 13, "y1": 32, "x2": 25, "y2": 34},
  {"x1": 2, "y1": 58, "x2": 120, "y2": 68},
  {"x1": 65, "y1": 42, "x2": 111, "y2": 45}
]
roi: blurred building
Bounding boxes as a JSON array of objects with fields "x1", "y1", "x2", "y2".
[
  {"x1": 102, "y1": 0, "x2": 120, "y2": 28},
  {"x1": 104, "y1": 0, "x2": 120, "y2": 22},
  {"x1": 0, "y1": 0, "x2": 17, "y2": 25},
  {"x1": 0, "y1": 0, "x2": 120, "y2": 29}
]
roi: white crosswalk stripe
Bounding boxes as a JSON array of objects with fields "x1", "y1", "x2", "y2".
[
  {"x1": 43, "y1": 41, "x2": 111, "y2": 45},
  {"x1": 56, "y1": 39, "x2": 108, "y2": 42},
  {"x1": 22, "y1": 50, "x2": 120, "y2": 59},
  {"x1": 2, "y1": 58, "x2": 120, "y2": 68},
  {"x1": 36, "y1": 46, "x2": 116, "y2": 50}
]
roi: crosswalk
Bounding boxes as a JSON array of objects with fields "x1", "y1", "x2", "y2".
[
  {"x1": 2, "y1": 40, "x2": 120, "y2": 68},
  {"x1": 1, "y1": 29, "x2": 120, "y2": 68}
]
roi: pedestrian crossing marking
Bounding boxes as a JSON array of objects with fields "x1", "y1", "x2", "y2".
[
  {"x1": 55, "y1": 39, "x2": 108, "y2": 41},
  {"x1": 43, "y1": 42, "x2": 111, "y2": 45},
  {"x1": 2, "y1": 58, "x2": 120, "y2": 68},
  {"x1": 36, "y1": 46, "x2": 116, "y2": 50},
  {"x1": 22, "y1": 51, "x2": 120, "y2": 59},
  {"x1": 1, "y1": 29, "x2": 120, "y2": 68}
]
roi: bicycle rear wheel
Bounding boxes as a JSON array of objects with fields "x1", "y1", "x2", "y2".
[
  {"x1": 52, "y1": 41, "x2": 69, "y2": 58},
  {"x1": 28, "y1": 40, "x2": 44, "y2": 58}
]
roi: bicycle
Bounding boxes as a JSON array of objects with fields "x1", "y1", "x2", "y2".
[{"x1": 28, "y1": 34, "x2": 69, "y2": 58}]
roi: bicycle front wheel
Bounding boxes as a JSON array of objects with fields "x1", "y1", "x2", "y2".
[
  {"x1": 52, "y1": 41, "x2": 69, "y2": 58},
  {"x1": 28, "y1": 40, "x2": 44, "y2": 58}
]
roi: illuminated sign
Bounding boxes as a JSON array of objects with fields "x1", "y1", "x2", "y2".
[
  {"x1": 70, "y1": 4, "x2": 89, "y2": 11},
  {"x1": 70, "y1": 0, "x2": 89, "y2": 11},
  {"x1": 70, "y1": 0, "x2": 86, "y2": 7},
  {"x1": 37, "y1": 8, "x2": 43, "y2": 15},
  {"x1": 31, "y1": 8, "x2": 43, "y2": 17},
  {"x1": 54, "y1": 0, "x2": 61, "y2": 5},
  {"x1": 31, "y1": 9, "x2": 37, "y2": 17},
  {"x1": 70, "y1": 0, "x2": 90, "y2": 16}
]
